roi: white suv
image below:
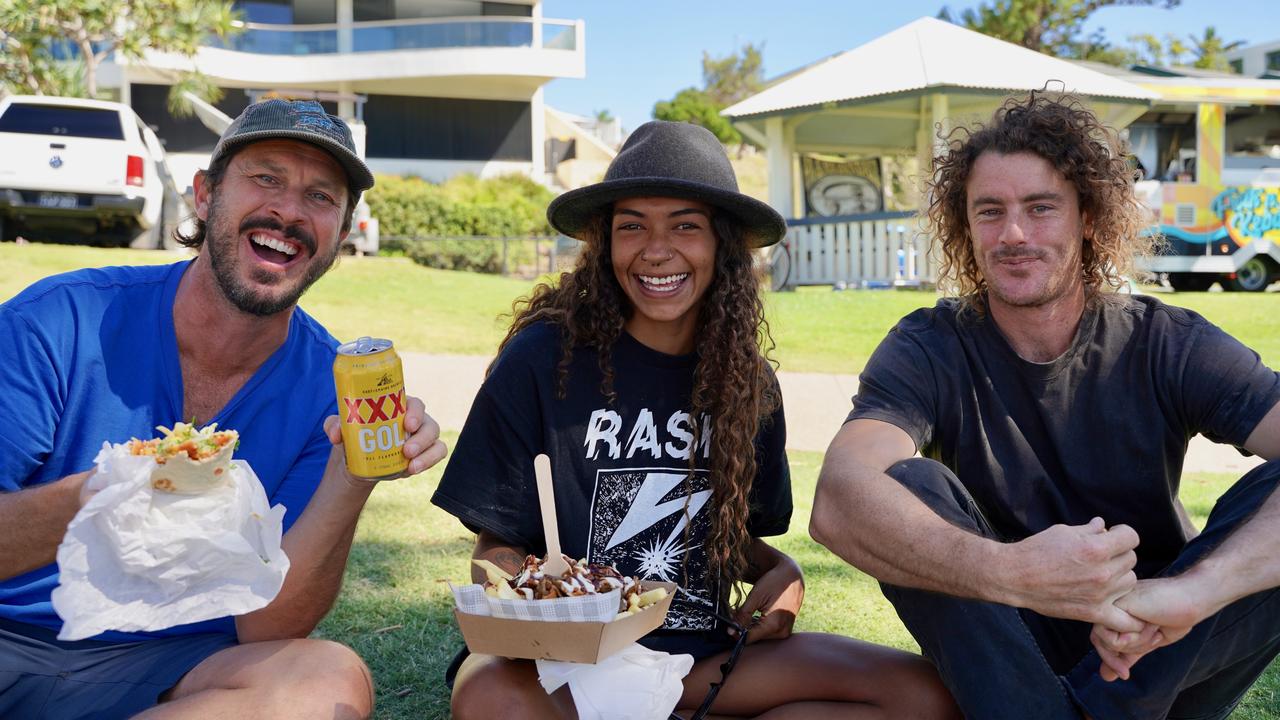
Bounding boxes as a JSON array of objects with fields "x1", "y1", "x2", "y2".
[{"x1": 0, "y1": 95, "x2": 167, "y2": 247}]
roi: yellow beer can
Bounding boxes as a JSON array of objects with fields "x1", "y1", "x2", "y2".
[{"x1": 334, "y1": 337, "x2": 408, "y2": 480}]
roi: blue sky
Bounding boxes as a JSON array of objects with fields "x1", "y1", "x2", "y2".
[{"x1": 541, "y1": 0, "x2": 1276, "y2": 130}]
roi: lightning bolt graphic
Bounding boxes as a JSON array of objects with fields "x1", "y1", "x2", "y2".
[{"x1": 605, "y1": 471, "x2": 711, "y2": 552}]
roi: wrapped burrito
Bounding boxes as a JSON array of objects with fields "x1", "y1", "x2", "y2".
[{"x1": 127, "y1": 422, "x2": 239, "y2": 494}]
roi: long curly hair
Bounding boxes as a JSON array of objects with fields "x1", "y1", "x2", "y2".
[
  {"x1": 928, "y1": 89, "x2": 1156, "y2": 313},
  {"x1": 496, "y1": 209, "x2": 779, "y2": 599}
]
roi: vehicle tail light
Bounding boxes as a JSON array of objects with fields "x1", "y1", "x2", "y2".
[{"x1": 126, "y1": 155, "x2": 144, "y2": 187}]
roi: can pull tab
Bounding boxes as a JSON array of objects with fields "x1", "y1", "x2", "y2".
[{"x1": 353, "y1": 336, "x2": 377, "y2": 354}]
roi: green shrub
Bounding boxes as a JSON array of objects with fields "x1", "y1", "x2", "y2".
[
  {"x1": 405, "y1": 238, "x2": 503, "y2": 274},
  {"x1": 365, "y1": 173, "x2": 555, "y2": 240},
  {"x1": 403, "y1": 236, "x2": 543, "y2": 275}
]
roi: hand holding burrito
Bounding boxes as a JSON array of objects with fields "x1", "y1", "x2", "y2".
[{"x1": 51, "y1": 426, "x2": 289, "y2": 641}]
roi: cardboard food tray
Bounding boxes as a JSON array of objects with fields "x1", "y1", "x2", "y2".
[{"x1": 454, "y1": 581, "x2": 677, "y2": 664}]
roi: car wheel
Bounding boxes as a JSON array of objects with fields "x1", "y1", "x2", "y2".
[
  {"x1": 1226, "y1": 257, "x2": 1273, "y2": 292},
  {"x1": 1166, "y1": 273, "x2": 1213, "y2": 292}
]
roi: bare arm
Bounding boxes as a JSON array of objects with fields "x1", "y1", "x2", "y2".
[
  {"x1": 734, "y1": 538, "x2": 804, "y2": 643},
  {"x1": 811, "y1": 419, "x2": 1142, "y2": 629},
  {"x1": 235, "y1": 398, "x2": 446, "y2": 642},
  {"x1": 471, "y1": 530, "x2": 528, "y2": 584},
  {"x1": 0, "y1": 471, "x2": 89, "y2": 580}
]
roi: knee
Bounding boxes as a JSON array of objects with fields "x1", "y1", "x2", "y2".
[
  {"x1": 885, "y1": 457, "x2": 956, "y2": 492},
  {"x1": 1240, "y1": 459, "x2": 1280, "y2": 493},
  {"x1": 267, "y1": 639, "x2": 374, "y2": 719},
  {"x1": 890, "y1": 655, "x2": 963, "y2": 720},
  {"x1": 451, "y1": 657, "x2": 551, "y2": 720},
  {"x1": 1203, "y1": 459, "x2": 1280, "y2": 530},
  {"x1": 885, "y1": 458, "x2": 988, "y2": 534}
]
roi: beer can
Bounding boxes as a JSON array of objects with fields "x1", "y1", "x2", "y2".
[{"x1": 334, "y1": 337, "x2": 408, "y2": 480}]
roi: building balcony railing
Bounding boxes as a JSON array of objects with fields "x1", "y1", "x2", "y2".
[{"x1": 215, "y1": 16, "x2": 579, "y2": 56}]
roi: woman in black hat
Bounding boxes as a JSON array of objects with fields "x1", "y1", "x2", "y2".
[{"x1": 432, "y1": 121, "x2": 959, "y2": 719}]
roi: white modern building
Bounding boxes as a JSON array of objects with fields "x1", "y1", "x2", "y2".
[
  {"x1": 1228, "y1": 39, "x2": 1280, "y2": 78},
  {"x1": 103, "y1": 0, "x2": 585, "y2": 188}
]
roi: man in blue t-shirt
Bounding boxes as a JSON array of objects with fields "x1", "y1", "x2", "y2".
[
  {"x1": 0, "y1": 100, "x2": 446, "y2": 720},
  {"x1": 811, "y1": 91, "x2": 1280, "y2": 720}
]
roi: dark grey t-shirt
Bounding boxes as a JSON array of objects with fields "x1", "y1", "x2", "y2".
[
  {"x1": 849, "y1": 295, "x2": 1280, "y2": 576},
  {"x1": 433, "y1": 322, "x2": 792, "y2": 658}
]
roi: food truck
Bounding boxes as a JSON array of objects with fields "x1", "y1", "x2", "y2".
[{"x1": 1128, "y1": 75, "x2": 1280, "y2": 291}]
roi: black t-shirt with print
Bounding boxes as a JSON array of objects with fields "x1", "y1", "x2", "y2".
[
  {"x1": 849, "y1": 294, "x2": 1280, "y2": 577},
  {"x1": 433, "y1": 322, "x2": 792, "y2": 658}
]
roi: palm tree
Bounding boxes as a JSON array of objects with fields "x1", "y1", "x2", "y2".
[{"x1": 1188, "y1": 26, "x2": 1245, "y2": 72}]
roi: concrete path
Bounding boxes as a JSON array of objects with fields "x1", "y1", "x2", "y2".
[{"x1": 401, "y1": 351, "x2": 1262, "y2": 476}]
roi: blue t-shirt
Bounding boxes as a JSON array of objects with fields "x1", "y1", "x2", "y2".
[{"x1": 0, "y1": 261, "x2": 339, "y2": 640}]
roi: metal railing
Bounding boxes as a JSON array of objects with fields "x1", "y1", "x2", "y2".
[
  {"x1": 217, "y1": 16, "x2": 579, "y2": 56},
  {"x1": 385, "y1": 235, "x2": 581, "y2": 279}
]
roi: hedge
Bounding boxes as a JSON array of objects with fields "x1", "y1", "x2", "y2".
[
  {"x1": 366, "y1": 173, "x2": 554, "y2": 238},
  {"x1": 364, "y1": 173, "x2": 558, "y2": 272}
]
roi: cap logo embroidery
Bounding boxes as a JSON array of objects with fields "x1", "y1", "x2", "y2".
[{"x1": 294, "y1": 107, "x2": 345, "y2": 143}]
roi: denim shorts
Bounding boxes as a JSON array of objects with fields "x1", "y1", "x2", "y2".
[{"x1": 0, "y1": 618, "x2": 237, "y2": 720}]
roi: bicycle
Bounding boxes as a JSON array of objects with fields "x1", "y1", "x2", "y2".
[{"x1": 767, "y1": 236, "x2": 792, "y2": 292}]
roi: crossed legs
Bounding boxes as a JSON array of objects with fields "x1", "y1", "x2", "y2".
[
  {"x1": 451, "y1": 632, "x2": 959, "y2": 719},
  {"x1": 881, "y1": 457, "x2": 1280, "y2": 720}
]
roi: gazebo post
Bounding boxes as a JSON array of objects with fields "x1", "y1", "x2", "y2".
[{"x1": 766, "y1": 116, "x2": 796, "y2": 219}]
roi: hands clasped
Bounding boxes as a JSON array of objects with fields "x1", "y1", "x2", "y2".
[{"x1": 1010, "y1": 517, "x2": 1209, "y2": 683}]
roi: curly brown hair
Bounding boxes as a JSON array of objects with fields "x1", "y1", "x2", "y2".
[
  {"x1": 927, "y1": 89, "x2": 1155, "y2": 312},
  {"x1": 495, "y1": 209, "x2": 779, "y2": 598}
]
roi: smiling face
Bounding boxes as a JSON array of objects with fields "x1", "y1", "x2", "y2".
[
  {"x1": 966, "y1": 151, "x2": 1089, "y2": 313},
  {"x1": 610, "y1": 196, "x2": 718, "y2": 355},
  {"x1": 195, "y1": 139, "x2": 350, "y2": 317}
]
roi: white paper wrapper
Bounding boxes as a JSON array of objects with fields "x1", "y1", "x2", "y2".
[
  {"x1": 451, "y1": 583, "x2": 621, "y2": 622},
  {"x1": 51, "y1": 442, "x2": 290, "y2": 641},
  {"x1": 538, "y1": 643, "x2": 694, "y2": 720}
]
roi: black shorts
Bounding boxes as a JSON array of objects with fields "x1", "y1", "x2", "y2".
[{"x1": 0, "y1": 618, "x2": 237, "y2": 720}]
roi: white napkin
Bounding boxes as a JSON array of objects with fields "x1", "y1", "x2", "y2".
[
  {"x1": 51, "y1": 442, "x2": 290, "y2": 641},
  {"x1": 537, "y1": 643, "x2": 694, "y2": 720}
]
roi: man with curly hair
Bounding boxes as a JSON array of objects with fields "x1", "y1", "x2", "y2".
[{"x1": 811, "y1": 90, "x2": 1280, "y2": 719}]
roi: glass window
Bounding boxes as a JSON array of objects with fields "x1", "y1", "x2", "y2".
[
  {"x1": 237, "y1": 0, "x2": 293, "y2": 24},
  {"x1": 0, "y1": 104, "x2": 124, "y2": 140},
  {"x1": 1226, "y1": 105, "x2": 1280, "y2": 158},
  {"x1": 1267, "y1": 50, "x2": 1280, "y2": 72},
  {"x1": 235, "y1": 1, "x2": 336, "y2": 25}
]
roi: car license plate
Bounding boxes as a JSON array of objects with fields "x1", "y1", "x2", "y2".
[{"x1": 37, "y1": 192, "x2": 78, "y2": 209}]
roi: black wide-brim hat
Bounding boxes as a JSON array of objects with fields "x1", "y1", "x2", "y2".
[{"x1": 547, "y1": 120, "x2": 785, "y2": 248}]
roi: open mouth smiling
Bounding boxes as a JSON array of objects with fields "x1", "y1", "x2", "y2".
[
  {"x1": 249, "y1": 232, "x2": 302, "y2": 265},
  {"x1": 637, "y1": 272, "x2": 688, "y2": 294}
]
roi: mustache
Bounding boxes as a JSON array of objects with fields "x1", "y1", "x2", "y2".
[
  {"x1": 990, "y1": 247, "x2": 1046, "y2": 262},
  {"x1": 238, "y1": 216, "x2": 316, "y2": 255}
]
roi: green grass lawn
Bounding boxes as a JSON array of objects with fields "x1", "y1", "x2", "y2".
[
  {"x1": 5, "y1": 242, "x2": 1277, "y2": 374},
  {"x1": 323, "y1": 446, "x2": 1279, "y2": 720},
  {"x1": 5, "y1": 243, "x2": 1279, "y2": 717}
]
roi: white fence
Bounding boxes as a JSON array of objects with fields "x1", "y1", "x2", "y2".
[{"x1": 778, "y1": 212, "x2": 938, "y2": 288}]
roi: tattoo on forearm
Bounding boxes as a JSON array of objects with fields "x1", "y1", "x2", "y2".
[
  {"x1": 492, "y1": 549, "x2": 524, "y2": 574},
  {"x1": 471, "y1": 547, "x2": 526, "y2": 584}
]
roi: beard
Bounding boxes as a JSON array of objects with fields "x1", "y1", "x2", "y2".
[
  {"x1": 981, "y1": 239, "x2": 1084, "y2": 309},
  {"x1": 203, "y1": 194, "x2": 340, "y2": 317}
]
